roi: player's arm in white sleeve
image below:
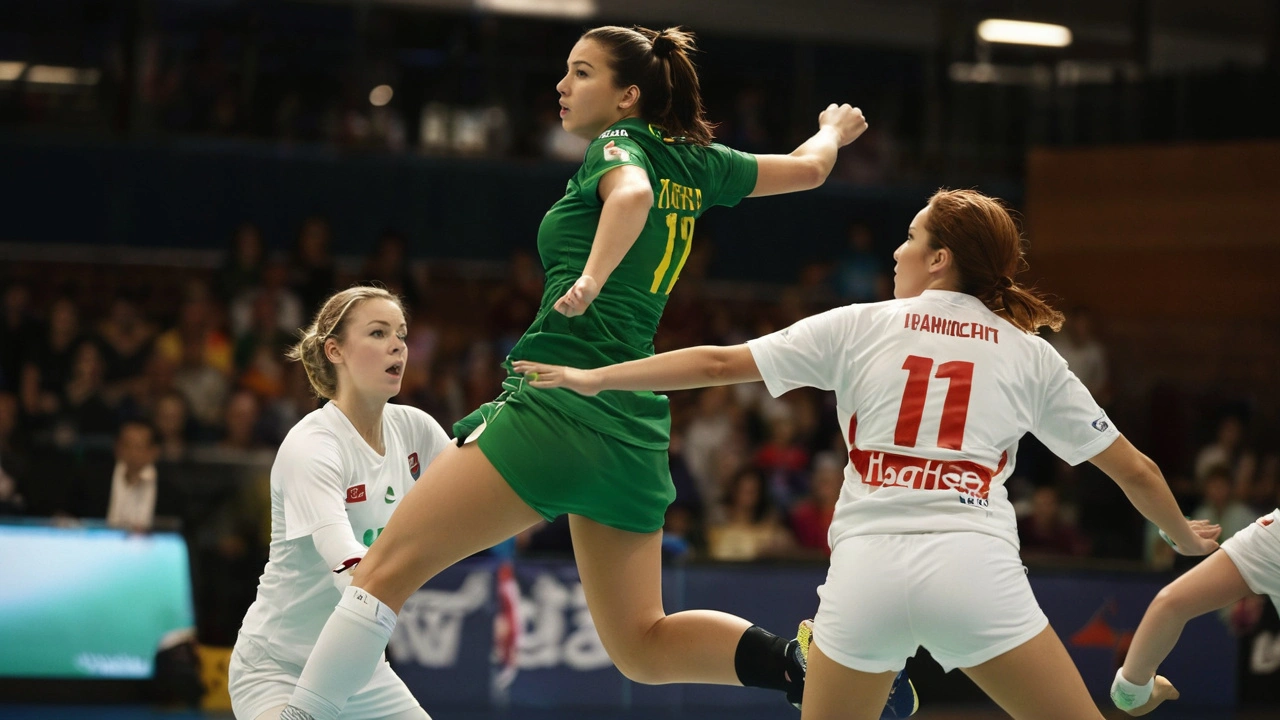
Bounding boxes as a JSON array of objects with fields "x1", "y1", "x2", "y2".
[
  {"x1": 1030, "y1": 343, "x2": 1219, "y2": 556},
  {"x1": 277, "y1": 428, "x2": 368, "y2": 589},
  {"x1": 511, "y1": 307, "x2": 850, "y2": 397},
  {"x1": 415, "y1": 409, "x2": 453, "y2": 468}
]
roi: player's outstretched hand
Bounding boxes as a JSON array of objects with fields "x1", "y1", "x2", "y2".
[
  {"x1": 512, "y1": 360, "x2": 602, "y2": 397},
  {"x1": 818, "y1": 103, "x2": 868, "y2": 147},
  {"x1": 553, "y1": 275, "x2": 600, "y2": 317},
  {"x1": 1124, "y1": 675, "x2": 1179, "y2": 716},
  {"x1": 1179, "y1": 519, "x2": 1222, "y2": 556}
]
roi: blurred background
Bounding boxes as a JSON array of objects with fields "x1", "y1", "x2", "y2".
[{"x1": 1, "y1": 0, "x2": 1278, "y2": 717}]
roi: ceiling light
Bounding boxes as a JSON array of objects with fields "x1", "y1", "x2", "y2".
[
  {"x1": 369, "y1": 85, "x2": 394, "y2": 107},
  {"x1": 474, "y1": 0, "x2": 596, "y2": 20},
  {"x1": 27, "y1": 65, "x2": 102, "y2": 85},
  {"x1": 0, "y1": 62, "x2": 25, "y2": 82},
  {"x1": 977, "y1": 19, "x2": 1072, "y2": 48}
]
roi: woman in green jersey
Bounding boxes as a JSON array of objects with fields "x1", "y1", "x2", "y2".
[{"x1": 280, "y1": 26, "x2": 896, "y2": 720}]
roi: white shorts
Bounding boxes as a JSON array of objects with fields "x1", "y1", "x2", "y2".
[
  {"x1": 814, "y1": 532, "x2": 1048, "y2": 674},
  {"x1": 229, "y1": 637, "x2": 422, "y2": 720},
  {"x1": 1222, "y1": 508, "x2": 1280, "y2": 609}
]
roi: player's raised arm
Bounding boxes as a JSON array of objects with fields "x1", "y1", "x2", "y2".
[
  {"x1": 748, "y1": 103, "x2": 868, "y2": 197},
  {"x1": 513, "y1": 343, "x2": 761, "y2": 396}
]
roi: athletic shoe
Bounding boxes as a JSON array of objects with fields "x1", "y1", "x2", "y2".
[{"x1": 788, "y1": 619, "x2": 920, "y2": 718}]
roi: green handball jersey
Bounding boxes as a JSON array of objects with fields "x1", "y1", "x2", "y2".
[{"x1": 507, "y1": 118, "x2": 757, "y2": 449}]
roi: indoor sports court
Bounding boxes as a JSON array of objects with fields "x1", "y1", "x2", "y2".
[{"x1": 2, "y1": 0, "x2": 1278, "y2": 718}]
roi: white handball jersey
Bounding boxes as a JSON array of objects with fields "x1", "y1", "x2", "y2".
[
  {"x1": 238, "y1": 401, "x2": 451, "y2": 666},
  {"x1": 747, "y1": 289, "x2": 1119, "y2": 550}
]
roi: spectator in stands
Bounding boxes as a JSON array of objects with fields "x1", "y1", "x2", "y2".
[
  {"x1": 707, "y1": 467, "x2": 794, "y2": 561},
  {"x1": 218, "y1": 389, "x2": 270, "y2": 453},
  {"x1": 1191, "y1": 464, "x2": 1257, "y2": 542},
  {"x1": 217, "y1": 222, "x2": 267, "y2": 304},
  {"x1": 790, "y1": 450, "x2": 842, "y2": 556},
  {"x1": 174, "y1": 333, "x2": 231, "y2": 432},
  {"x1": 105, "y1": 420, "x2": 162, "y2": 532},
  {"x1": 59, "y1": 339, "x2": 119, "y2": 441},
  {"x1": 23, "y1": 296, "x2": 85, "y2": 418},
  {"x1": 1194, "y1": 413, "x2": 1257, "y2": 501},
  {"x1": 361, "y1": 229, "x2": 426, "y2": 310},
  {"x1": 684, "y1": 386, "x2": 741, "y2": 508},
  {"x1": 290, "y1": 216, "x2": 338, "y2": 316},
  {"x1": 153, "y1": 390, "x2": 193, "y2": 463},
  {"x1": 1, "y1": 283, "x2": 40, "y2": 392},
  {"x1": 1017, "y1": 485, "x2": 1090, "y2": 558},
  {"x1": 96, "y1": 296, "x2": 156, "y2": 397},
  {"x1": 1047, "y1": 306, "x2": 1110, "y2": 407},
  {"x1": 156, "y1": 285, "x2": 234, "y2": 376},
  {"x1": 753, "y1": 412, "x2": 811, "y2": 509},
  {"x1": 230, "y1": 257, "x2": 304, "y2": 341}
]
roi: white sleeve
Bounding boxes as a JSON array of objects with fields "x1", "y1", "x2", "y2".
[
  {"x1": 1031, "y1": 343, "x2": 1120, "y2": 465},
  {"x1": 276, "y1": 427, "x2": 351, "y2": 541},
  {"x1": 417, "y1": 410, "x2": 453, "y2": 469},
  {"x1": 312, "y1": 522, "x2": 367, "y2": 571},
  {"x1": 746, "y1": 306, "x2": 852, "y2": 397}
]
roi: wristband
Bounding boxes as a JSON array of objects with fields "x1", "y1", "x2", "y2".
[{"x1": 1110, "y1": 668, "x2": 1154, "y2": 710}]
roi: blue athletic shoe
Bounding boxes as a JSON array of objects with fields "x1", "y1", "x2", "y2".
[{"x1": 788, "y1": 620, "x2": 919, "y2": 718}]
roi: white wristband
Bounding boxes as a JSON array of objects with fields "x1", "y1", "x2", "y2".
[{"x1": 1110, "y1": 668, "x2": 1154, "y2": 710}]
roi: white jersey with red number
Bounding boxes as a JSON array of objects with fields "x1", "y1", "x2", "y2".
[
  {"x1": 747, "y1": 289, "x2": 1119, "y2": 550},
  {"x1": 237, "y1": 401, "x2": 451, "y2": 666}
]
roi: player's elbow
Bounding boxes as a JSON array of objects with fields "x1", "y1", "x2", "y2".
[{"x1": 788, "y1": 154, "x2": 830, "y2": 190}]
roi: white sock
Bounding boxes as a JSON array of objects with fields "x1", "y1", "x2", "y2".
[
  {"x1": 1110, "y1": 668, "x2": 1154, "y2": 710},
  {"x1": 287, "y1": 586, "x2": 398, "y2": 720}
]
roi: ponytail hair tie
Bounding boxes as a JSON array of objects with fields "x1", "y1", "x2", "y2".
[
  {"x1": 651, "y1": 30, "x2": 674, "y2": 58},
  {"x1": 996, "y1": 276, "x2": 1014, "y2": 290}
]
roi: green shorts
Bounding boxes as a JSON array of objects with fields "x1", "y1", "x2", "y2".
[{"x1": 455, "y1": 383, "x2": 674, "y2": 534}]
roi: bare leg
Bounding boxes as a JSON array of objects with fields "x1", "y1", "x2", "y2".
[
  {"x1": 353, "y1": 442, "x2": 544, "y2": 612},
  {"x1": 1117, "y1": 550, "x2": 1253, "y2": 713},
  {"x1": 798, "y1": 640, "x2": 896, "y2": 720},
  {"x1": 567, "y1": 514, "x2": 752, "y2": 685},
  {"x1": 962, "y1": 625, "x2": 1106, "y2": 720}
]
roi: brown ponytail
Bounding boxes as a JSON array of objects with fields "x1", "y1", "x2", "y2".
[
  {"x1": 582, "y1": 25, "x2": 715, "y2": 146},
  {"x1": 923, "y1": 189, "x2": 1064, "y2": 334}
]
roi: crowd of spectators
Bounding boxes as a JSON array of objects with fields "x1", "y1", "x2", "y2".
[{"x1": 2, "y1": 216, "x2": 1279, "y2": 645}]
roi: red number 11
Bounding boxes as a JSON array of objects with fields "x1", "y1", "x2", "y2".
[{"x1": 894, "y1": 355, "x2": 974, "y2": 450}]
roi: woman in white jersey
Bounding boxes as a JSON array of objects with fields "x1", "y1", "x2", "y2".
[
  {"x1": 1112, "y1": 507, "x2": 1280, "y2": 715},
  {"x1": 230, "y1": 286, "x2": 451, "y2": 720},
  {"x1": 512, "y1": 188, "x2": 1222, "y2": 720}
]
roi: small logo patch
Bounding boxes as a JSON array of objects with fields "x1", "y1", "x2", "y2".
[
  {"x1": 1261, "y1": 516, "x2": 1275, "y2": 527},
  {"x1": 408, "y1": 452, "x2": 421, "y2": 479},
  {"x1": 598, "y1": 128, "x2": 629, "y2": 139},
  {"x1": 1091, "y1": 416, "x2": 1110, "y2": 432},
  {"x1": 385, "y1": 486, "x2": 396, "y2": 504},
  {"x1": 602, "y1": 140, "x2": 630, "y2": 163},
  {"x1": 346, "y1": 484, "x2": 367, "y2": 503}
]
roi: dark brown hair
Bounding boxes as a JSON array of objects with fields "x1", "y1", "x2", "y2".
[
  {"x1": 923, "y1": 189, "x2": 1064, "y2": 333},
  {"x1": 582, "y1": 25, "x2": 715, "y2": 146}
]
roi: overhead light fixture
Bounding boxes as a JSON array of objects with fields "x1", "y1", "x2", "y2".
[
  {"x1": 977, "y1": 19, "x2": 1072, "y2": 48},
  {"x1": 369, "y1": 85, "x2": 394, "y2": 107},
  {"x1": 0, "y1": 62, "x2": 26, "y2": 82},
  {"x1": 474, "y1": 0, "x2": 596, "y2": 20},
  {"x1": 27, "y1": 65, "x2": 102, "y2": 85}
]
